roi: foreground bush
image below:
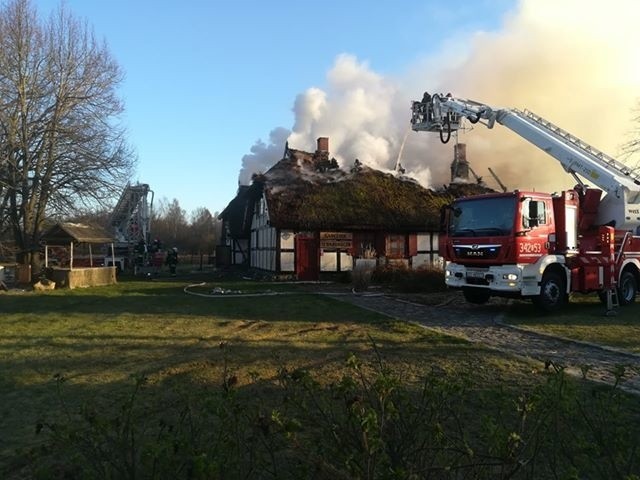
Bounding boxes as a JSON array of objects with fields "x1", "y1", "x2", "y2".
[
  {"x1": 29, "y1": 355, "x2": 640, "y2": 479},
  {"x1": 372, "y1": 264, "x2": 446, "y2": 293},
  {"x1": 351, "y1": 260, "x2": 377, "y2": 292}
]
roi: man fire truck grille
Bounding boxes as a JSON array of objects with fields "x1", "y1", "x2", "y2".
[{"x1": 454, "y1": 245, "x2": 501, "y2": 259}]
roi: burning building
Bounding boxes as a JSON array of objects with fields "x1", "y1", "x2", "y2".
[{"x1": 220, "y1": 137, "x2": 453, "y2": 280}]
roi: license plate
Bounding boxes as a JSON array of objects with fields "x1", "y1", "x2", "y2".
[{"x1": 467, "y1": 270, "x2": 485, "y2": 278}]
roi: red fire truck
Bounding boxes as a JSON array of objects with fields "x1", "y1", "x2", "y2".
[{"x1": 411, "y1": 94, "x2": 640, "y2": 311}]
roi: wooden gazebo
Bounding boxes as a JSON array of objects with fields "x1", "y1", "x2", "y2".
[{"x1": 41, "y1": 222, "x2": 117, "y2": 288}]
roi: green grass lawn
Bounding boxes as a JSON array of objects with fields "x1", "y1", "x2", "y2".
[
  {"x1": 504, "y1": 294, "x2": 640, "y2": 353},
  {"x1": 0, "y1": 278, "x2": 494, "y2": 469},
  {"x1": 1, "y1": 277, "x2": 639, "y2": 479}
]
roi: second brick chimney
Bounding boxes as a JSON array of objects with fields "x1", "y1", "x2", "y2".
[
  {"x1": 450, "y1": 143, "x2": 469, "y2": 182},
  {"x1": 316, "y1": 137, "x2": 329, "y2": 153}
]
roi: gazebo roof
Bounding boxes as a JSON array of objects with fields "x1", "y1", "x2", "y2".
[{"x1": 42, "y1": 222, "x2": 115, "y2": 245}]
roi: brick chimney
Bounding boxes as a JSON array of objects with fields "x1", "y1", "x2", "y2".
[
  {"x1": 316, "y1": 137, "x2": 329, "y2": 153},
  {"x1": 450, "y1": 143, "x2": 469, "y2": 182}
]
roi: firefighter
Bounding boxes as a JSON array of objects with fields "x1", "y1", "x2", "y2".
[
  {"x1": 166, "y1": 247, "x2": 178, "y2": 276},
  {"x1": 135, "y1": 239, "x2": 146, "y2": 267},
  {"x1": 421, "y1": 91, "x2": 432, "y2": 121}
]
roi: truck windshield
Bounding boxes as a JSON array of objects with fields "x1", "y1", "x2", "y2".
[{"x1": 449, "y1": 196, "x2": 516, "y2": 237}]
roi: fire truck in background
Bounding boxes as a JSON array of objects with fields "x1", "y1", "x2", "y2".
[
  {"x1": 105, "y1": 183, "x2": 154, "y2": 273},
  {"x1": 411, "y1": 93, "x2": 640, "y2": 311}
]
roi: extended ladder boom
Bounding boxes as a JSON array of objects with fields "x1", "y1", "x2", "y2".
[
  {"x1": 411, "y1": 94, "x2": 640, "y2": 230},
  {"x1": 110, "y1": 183, "x2": 154, "y2": 244}
]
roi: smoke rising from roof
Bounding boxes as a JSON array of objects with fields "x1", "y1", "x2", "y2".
[
  {"x1": 238, "y1": 127, "x2": 289, "y2": 185},
  {"x1": 238, "y1": 0, "x2": 640, "y2": 192}
]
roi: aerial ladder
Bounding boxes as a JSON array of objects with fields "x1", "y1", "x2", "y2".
[
  {"x1": 411, "y1": 94, "x2": 640, "y2": 231},
  {"x1": 107, "y1": 183, "x2": 154, "y2": 272}
]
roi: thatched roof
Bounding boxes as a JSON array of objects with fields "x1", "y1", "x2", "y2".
[
  {"x1": 220, "y1": 185, "x2": 254, "y2": 238},
  {"x1": 441, "y1": 182, "x2": 495, "y2": 198},
  {"x1": 222, "y1": 146, "x2": 495, "y2": 235},
  {"x1": 263, "y1": 165, "x2": 443, "y2": 231},
  {"x1": 42, "y1": 223, "x2": 115, "y2": 245}
]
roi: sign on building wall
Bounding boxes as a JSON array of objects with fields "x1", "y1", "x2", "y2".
[{"x1": 320, "y1": 232, "x2": 353, "y2": 249}]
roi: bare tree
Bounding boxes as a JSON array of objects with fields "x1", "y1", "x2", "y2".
[
  {"x1": 188, "y1": 207, "x2": 219, "y2": 255},
  {"x1": 149, "y1": 199, "x2": 220, "y2": 255},
  {"x1": 0, "y1": 0, "x2": 134, "y2": 270},
  {"x1": 152, "y1": 198, "x2": 188, "y2": 249},
  {"x1": 623, "y1": 99, "x2": 640, "y2": 170}
]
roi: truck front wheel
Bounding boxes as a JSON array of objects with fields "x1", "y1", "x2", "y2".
[
  {"x1": 533, "y1": 272, "x2": 567, "y2": 312},
  {"x1": 463, "y1": 287, "x2": 491, "y2": 305},
  {"x1": 618, "y1": 270, "x2": 637, "y2": 305}
]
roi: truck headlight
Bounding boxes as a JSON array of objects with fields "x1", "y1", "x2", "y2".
[
  {"x1": 445, "y1": 269, "x2": 452, "y2": 277},
  {"x1": 503, "y1": 273, "x2": 518, "y2": 281}
]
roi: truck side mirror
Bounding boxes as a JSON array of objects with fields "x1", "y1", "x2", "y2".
[
  {"x1": 439, "y1": 204, "x2": 459, "y2": 233},
  {"x1": 528, "y1": 201, "x2": 540, "y2": 228},
  {"x1": 522, "y1": 198, "x2": 542, "y2": 229}
]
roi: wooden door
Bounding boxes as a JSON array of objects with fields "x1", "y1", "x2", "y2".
[{"x1": 296, "y1": 236, "x2": 319, "y2": 280}]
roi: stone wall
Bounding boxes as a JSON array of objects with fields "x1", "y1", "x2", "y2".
[{"x1": 49, "y1": 267, "x2": 117, "y2": 289}]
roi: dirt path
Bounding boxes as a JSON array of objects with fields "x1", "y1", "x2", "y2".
[{"x1": 330, "y1": 292, "x2": 640, "y2": 395}]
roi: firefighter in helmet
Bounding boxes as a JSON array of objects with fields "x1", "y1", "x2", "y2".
[{"x1": 166, "y1": 247, "x2": 178, "y2": 276}]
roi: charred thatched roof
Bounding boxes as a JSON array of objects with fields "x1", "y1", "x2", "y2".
[
  {"x1": 266, "y1": 170, "x2": 442, "y2": 231},
  {"x1": 220, "y1": 185, "x2": 254, "y2": 238},
  {"x1": 222, "y1": 146, "x2": 495, "y2": 235},
  {"x1": 440, "y1": 182, "x2": 495, "y2": 198}
]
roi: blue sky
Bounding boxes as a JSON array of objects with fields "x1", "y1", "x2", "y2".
[{"x1": 34, "y1": 0, "x2": 517, "y2": 217}]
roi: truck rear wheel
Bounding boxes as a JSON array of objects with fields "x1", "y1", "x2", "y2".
[
  {"x1": 533, "y1": 272, "x2": 567, "y2": 312},
  {"x1": 618, "y1": 270, "x2": 637, "y2": 305},
  {"x1": 462, "y1": 287, "x2": 491, "y2": 305}
]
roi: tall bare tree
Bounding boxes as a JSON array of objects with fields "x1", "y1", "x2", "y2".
[{"x1": 0, "y1": 0, "x2": 134, "y2": 269}]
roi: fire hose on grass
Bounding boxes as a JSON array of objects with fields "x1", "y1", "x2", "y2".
[{"x1": 183, "y1": 282, "x2": 384, "y2": 298}]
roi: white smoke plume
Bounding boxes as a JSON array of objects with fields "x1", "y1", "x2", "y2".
[
  {"x1": 237, "y1": 55, "x2": 407, "y2": 186},
  {"x1": 238, "y1": 127, "x2": 290, "y2": 185},
  {"x1": 238, "y1": 0, "x2": 640, "y2": 193},
  {"x1": 288, "y1": 54, "x2": 403, "y2": 171}
]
